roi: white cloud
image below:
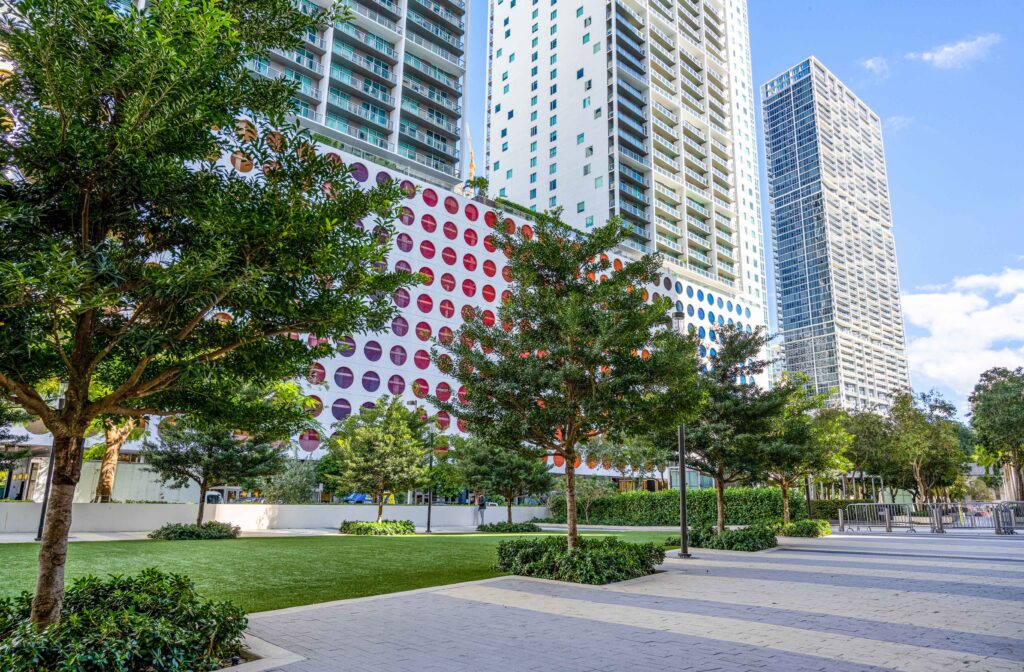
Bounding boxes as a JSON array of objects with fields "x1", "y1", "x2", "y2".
[
  {"x1": 907, "y1": 33, "x2": 1001, "y2": 69},
  {"x1": 884, "y1": 116, "x2": 915, "y2": 132},
  {"x1": 859, "y1": 56, "x2": 890, "y2": 78},
  {"x1": 903, "y1": 267, "x2": 1024, "y2": 411}
]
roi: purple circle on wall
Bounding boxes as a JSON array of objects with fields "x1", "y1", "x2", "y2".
[
  {"x1": 393, "y1": 288, "x2": 410, "y2": 308},
  {"x1": 364, "y1": 340, "x2": 382, "y2": 361},
  {"x1": 362, "y1": 371, "x2": 380, "y2": 392},
  {"x1": 397, "y1": 233, "x2": 414, "y2": 252},
  {"x1": 376, "y1": 170, "x2": 392, "y2": 184},
  {"x1": 361, "y1": 401, "x2": 376, "y2": 410},
  {"x1": 390, "y1": 345, "x2": 407, "y2": 366},
  {"x1": 400, "y1": 179, "x2": 416, "y2": 197},
  {"x1": 338, "y1": 336, "x2": 356, "y2": 357},
  {"x1": 351, "y1": 163, "x2": 368, "y2": 182},
  {"x1": 388, "y1": 374, "x2": 406, "y2": 394},
  {"x1": 334, "y1": 366, "x2": 354, "y2": 388},
  {"x1": 395, "y1": 260, "x2": 412, "y2": 274},
  {"x1": 332, "y1": 398, "x2": 351, "y2": 420},
  {"x1": 392, "y1": 316, "x2": 409, "y2": 337},
  {"x1": 399, "y1": 207, "x2": 414, "y2": 226}
]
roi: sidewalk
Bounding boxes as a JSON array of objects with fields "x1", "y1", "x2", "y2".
[{"x1": 0, "y1": 526, "x2": 487, "y2": 544}]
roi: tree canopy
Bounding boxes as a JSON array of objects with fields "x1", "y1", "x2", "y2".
[
  {"x1": 0, "y1": 0, "x2": 415, "y2": 626},
  {"x1": 451, "y1": 437, "x2": 554, "y2": 523},
  {"x1": 432, "y1": 208, "x2": 701, "y2": 546},
  {"x1": 970, "y1": 367, "x2": 1024, "y2": 499}
]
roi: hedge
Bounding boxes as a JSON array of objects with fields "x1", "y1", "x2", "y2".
[
  {"x1": 807, "y1": 499, "x2": 872, "y2": 521},
  {"x1": 779, "y1": 519, "x2": 831, "y2": 537},
  {"x1": 477, "y1": 522, "x2": 543, "y2": 533},
  {"x1": 550, "y1": 487, "x2": 806, "y2": 527},
  {"x1": 147, "y1": 521, "x2": 240, "y2": 540},
  {"x1": 495, "y1": 536, "x2": 665, "y2": 584},
  {"x1": 339, "y1": 520, "x2": 416, "y2": 535},
  {"x1": 666, "y1": 525, "x2": 777, "y2": 552}
]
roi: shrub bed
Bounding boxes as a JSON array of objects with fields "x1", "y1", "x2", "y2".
[
  {"x1": 339, "y1": 519, "x2": 415, "y2": 536},
  {"x1": 495, "y1": 536, "x2": 665, "y2": 584},
  {"x1": 147, "y1": 521, "x2": 240, "y2": 540},
  {"x1": 550, "y1": 487, "x2": 806, "y2": 527},
  {"x1": 0, "y1": 569, "x2": 246, "y2": 671},
  {"x1": 477, "y1": 522, "x2": 543, "y2": 533},
  {"x1": 666, "y1": 525, "x2": 778, "y2": 552},
  {"x1": 779, "y1": 519, "x2": 832, "y2": 537},
  {"x1": 808, "y1": 499, "x2": 871, "y2": 521}
]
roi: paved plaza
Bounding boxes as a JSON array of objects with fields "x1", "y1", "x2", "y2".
[{"x1": 246, "y1": 533, "x2": 1024, "y2": 672}]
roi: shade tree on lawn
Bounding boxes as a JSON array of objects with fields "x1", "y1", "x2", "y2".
[
  {"x1": 432, "y1": 208, "x2": 701, "y2": 548},
  {"x1": 450, "y1": 436, "x2": 555, "y2": 523},
  {"x1": 324, "y1": 395, "x2": 430, "y2": 523},
  {"x1": 0, "y1": 0, "x2": 415, "y2": 627}
]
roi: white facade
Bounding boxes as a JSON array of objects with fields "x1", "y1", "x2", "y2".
[
  {"x1": 484, "y1": 0, "x2": 769, "y2": 356},
  {"x1": 762, "y1": 57, "x2": 911, "y2": 410}
]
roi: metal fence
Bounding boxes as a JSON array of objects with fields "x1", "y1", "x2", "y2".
[{"x1": 841, "y1": 501, "x2": 1024, "y2": 534}]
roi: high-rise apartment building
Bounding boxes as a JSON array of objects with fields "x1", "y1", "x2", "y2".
[
  {"x1": 252, "y1": 0, "x2": 469, "y2": 187},
  {"x1": 485, "y1": 0, "x2": 770, "y2": 352},
  {"x1": 762, "y1": 57, "x2": 910, "y2": 410}
]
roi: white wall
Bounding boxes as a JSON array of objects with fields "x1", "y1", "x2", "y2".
[
  {"x1": 73, "y1": 461, "x2": 200, "y2": 504},
  {"x1": 0, "y1": 502, "x2": 549, "y2": 534}
]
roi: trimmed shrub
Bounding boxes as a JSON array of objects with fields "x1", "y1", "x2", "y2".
[
  {"x1": 0, "y1": 569, "x2": 246, "y2": 671},
  {"x1": 808, "y1": 499, "x2": 871, "y2": 521},
  {"x1": 779, "y1": 519, "x2": 832, "y2": 537},
  {"x1": 477, "y1": 522, "x2": 543, "y2": 533},
  {"x1": 147, "y1": 521, "x2": 240, "y2": 540},
  {"x1": 339, "y1": 519, "x2": 416, "y2": 535},
  {"x1": 549, "y1": 487, "x2": 806, "y2": 527},
  {"x1": 495, "y1": 536, "x2": 665, "y2": 584},
  {"x1": 666, "y1": 525, "x2": 778, "y2": 552}
]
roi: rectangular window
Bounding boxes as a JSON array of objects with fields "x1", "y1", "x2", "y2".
[{"x1": 576, "y1": 201, "x2": 585, "y2": 213}]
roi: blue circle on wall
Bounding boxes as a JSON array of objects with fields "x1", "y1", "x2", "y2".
[
  {"x1": 687, "y1": 304, "x2": 695, "y2": 317},
  {"x1": 707, "y1": 293, "x2": 714, "y2": 306},
  {"x1": 698, "y1": 327, "x2": 706, "y2": 339},
  {"x1": 698, "y1": 308, "x2": 705, "y2": 320},
  {"x1": 708, "y1": 311, "x2": 716, "y2": 323},
  {"x1": 687, "y1": 286, "x2": 694, "y2": 298}
]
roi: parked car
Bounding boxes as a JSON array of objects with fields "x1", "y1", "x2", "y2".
[{"x1": 342, "y1": 492, "x2": 395, "y2": 505}]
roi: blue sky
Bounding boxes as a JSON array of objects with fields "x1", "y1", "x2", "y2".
[{"x1": 464, "y1": 1, "x2": 1024, "y2": 413}]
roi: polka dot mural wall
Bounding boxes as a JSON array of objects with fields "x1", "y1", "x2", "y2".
[{"x1": 248, "y1": 148, "x2": 760, "y2": 470}]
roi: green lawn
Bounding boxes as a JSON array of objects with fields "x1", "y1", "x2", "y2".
[{"x1": 0, "y1": 532, "x2": 671, "y2": 613}]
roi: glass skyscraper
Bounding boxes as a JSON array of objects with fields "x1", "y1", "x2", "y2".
[{"x1": 762, "y1": 57, "x2": 910, "y2": 410}]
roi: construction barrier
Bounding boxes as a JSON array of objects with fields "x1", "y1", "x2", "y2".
[
  {"x1": 843, "y1": 503, "x2": 917, "y2": 533},
  {"x1": 995, "y1": 501, "x2": 1024, "y2": 535}
]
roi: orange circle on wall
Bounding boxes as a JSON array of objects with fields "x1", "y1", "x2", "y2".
[{"x1": 553, "y1": 454, "x2": 565, "y2": 467}]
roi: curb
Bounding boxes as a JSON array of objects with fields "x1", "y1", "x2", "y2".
[{"x1": 215, "y1": 633, "x2": 304, "y2": 672}]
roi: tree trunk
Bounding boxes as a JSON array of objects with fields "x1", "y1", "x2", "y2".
[
  {"x1": 30, "y1": 435, "x2": 85, "y2": 628},
  {"x1": 197, "y1": 486, "x2": 207, "y2": 525},
  {"x1": 376, "y1": 492, "x2": 384, "y2": 523},
  {"x1": 507, "y1": 500, "x2": 513, "y2": 524},
  {"x1": 564, "y1": 462, "x2": 578, "y2": 549},
  {"x1": 93, "y1": 420, "x2": 133, "y2": 503},
  {"x1": 781, "y1": 482, "x2": 790, "y2": 525},
  {"x1": 714, "y1": 470, "x2": 726, "y2": 533}
]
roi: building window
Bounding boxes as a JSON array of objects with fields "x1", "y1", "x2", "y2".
[{"x1": 576, "y1": 201, "x2": 585, "y2": 213}]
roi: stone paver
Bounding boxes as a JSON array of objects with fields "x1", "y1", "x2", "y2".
[{"x1": 246, "y1": 534, "x2": 1024, "y2": 672}]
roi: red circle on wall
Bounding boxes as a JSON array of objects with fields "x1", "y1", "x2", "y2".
[
  {"x1": 462, "y1": 279, "x2": 476, "y2": 297},
  {"x1": 420, "y1": 240, "x2": 435, "y2": 259},
  {"x1": 443, "y1": 221, "x2": 458, "y2": 240},
  {"x1": 464, "y1": 228, "x2": 478, "y2": 246},
  {"x1": 412, "y1": 378, "x2": 430, "y2": 398},
  {"x1": 502, "y1": 266, "x2": 512, "y2": 282},
  {"x1": 482, "y1": 310, "x2": 495, "y2": 327},
  {"x1": 465, "y1": 203, "x2": 478, "y2": 220},
  {"x1": 461, "y1": 305, "x2": 475, "y2": 320},
  {"x1": 438, "y1": 325, "x2": 454, "y2": 344},
  {"x1": 504, "y1": 219, "x2": 516, "y2": 235},
  {"x1": 441, "y1": 247, "x2": 457, "y2": 265},
  {"x1": 419, "y1": 266, "x2": 434, "y2": 285},
  {"x1": 483, "y1": 259, "x2": 497, "y2": 277},
  {"x1": 421, "y1": 214, "x2": 437, "y2": 233},
  {"x1": 436, "y1": 381, "x2": 452, "y2": 401},
  {"x1": 414, "y1": 350, "x2": 431, "y2": 369},
  {"x1": 484, "y1": 235, "x2": 496, "y2": 253},
  {"x1": 435, "y1": 411, "x2": 451, "y2": 430},
  {"x1": 457, "y1": 418, "x2": 468, "y2": 433},
  {"x1": 521, "y1": 224, "x2": 534, "y2": 240},
  {"x1": 485, "y1": 211, "x2": 498, "y2": 227},
  {"x1": 422, "y1": 188, "x2": 438, "y2": 207},
  {"x1": 441, "y1": 273, "x2": 456, "y2": 291},
  {"x1": 417, "y1": 294, "x2": 433, "y2": 313},
  {"x1": 444, "y1": 196, "x2": 459, "y2": 214},
  {"x1": 439, "y1": 299, "x2": 455, "y2": 318},
  {"x1": 553, "y1": 454, "x2": 565, "y2": 467},
  {"x1": 501, "y1": 290, "x2": 513, "y2": 304},
  {"x1": 415, "y1": 321, "x2": 432, "y2": 341},
  {"x1": 482, "y1": 285, "x2": 496, "y2": 302},
  {"x1": 463, "y1": 253, "x2": 477, "y2": 272},
  {"x1": 458, "y1": 386, "x2": 469, "y2": 404}
]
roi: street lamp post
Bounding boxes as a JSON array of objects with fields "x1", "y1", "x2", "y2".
[{"x1": 671, "y1": 310, "x2": 691, "y2": 559}]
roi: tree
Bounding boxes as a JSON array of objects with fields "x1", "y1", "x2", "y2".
[
  {"x1": 326, "y1": 396, "x2": 429, "y2": 523},
  {"x1": 890, "y1": 391, "x2": 966, "y2": 502},
  {"x1": 684, "y1": 326, "x2": 788, "y2": 532},
  {"x1": 0, "y1": 0, "x2": 415, "y2": 626},
  {"x1": 258, "y1": 451, "x2": 318, "y2": 504},
  {"x1": 432, "y1": 209, "x2": 701, "y2": 547},
  {"x1": 92, "y1": 417, "x2": 147, "y2": 502},
  {"x1": 465, "y1": 177, "x2": 489, "y2": 198},
  {"x1": 452, "y1": 437, "x2": 554, "y2": 523},
  {"x1": 585, "y1": 434, "x2": 675, "y2": 489},
  {"x1": 142, "y1": 417, "x2": 286, "y2": 525},
  {"x1": 843, "y1": 410, "x2": 891, "y2": 499},
  {"x1": 574, "y1": 476, "x2": 617, "y2": 524},
  {"x1": 970, "y1": 367, "x2": 1024, "y2": 500},
  {"x1": 759, "y1": 377, "x2": 851, "y2": 523}
]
